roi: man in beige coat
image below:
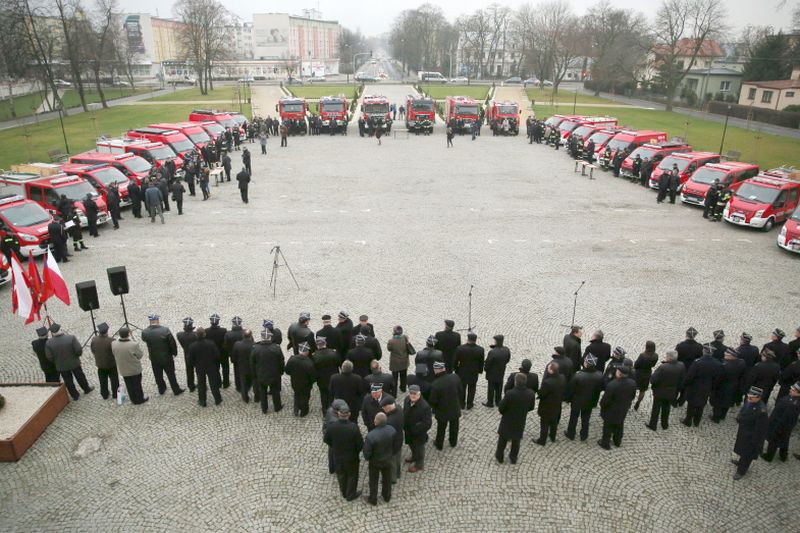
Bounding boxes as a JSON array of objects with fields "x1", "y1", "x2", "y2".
[{"x1": 112, "y1": 327, "x2": 148, "y2": 404}]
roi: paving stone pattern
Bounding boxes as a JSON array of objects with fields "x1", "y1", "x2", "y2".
[{"x1": 0, "y1": 105, "x2": 798, "y2": 531}]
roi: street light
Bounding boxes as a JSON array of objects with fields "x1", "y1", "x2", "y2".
[
  {"x1": 56, "y1": 100, "x2": 69, "y2": 154},
  {"x1": 719, "y1": 105, "x2": 732, "y2": 156}
]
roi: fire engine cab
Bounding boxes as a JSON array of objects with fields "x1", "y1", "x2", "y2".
[
  {"x1": 648, "y1": 151, "x2": 720, "y2": 190},
  {"x1": 619, "y1": 141, "x2": 692, "y2": 179},
  {"x1": 405, "y1": 95, "x2": 435, "y2": 134},
  {"x1": 360, "y1": 95, "x2": 392, "y2": 136},
  {"x1": 318, "y1": 95, "x2": 348, "y2": 134},
  {"x1": 96, "y1": 138, "x2": 183, "y2": 175},
  {"x1": 69, "y1": 151, "x2": 152, "y2": 184},
  {"x1": 59, "y1": 163, "x2": 131, "y2": 207},
  {"x1": 126, "y1": 127, "x2": 196, "y2": 158},
  {"x1": 724, "y1": 170, "x2": 800, "y2": 232},
  {"x1": 276, "y1": 97, "x2": 309, "y2": 135},
  {"x1": 0, "y1": 193, "x2": 52, "y2": 259},
  {"x1": 444, "y1": 96, "x2": 480, "y2": 134},
  {"x1": 486, "y1": 100, "x2": 520, "y2": 135},
  {"x1": 680, "y1": 161, "x2": 760, "y2": 206}
]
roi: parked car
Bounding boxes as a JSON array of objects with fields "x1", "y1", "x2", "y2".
[
  {"x1": 285, "y1": 77, "x2": 304, "y2": 85},
  {"x1": 449, "y1": 77, "x2": 469, "y2": 84},
  {"x1": 238, "y1": 76, "x2": 255, "y2": 83},
  {"x1": 723, "y1": 173, "x2": 800, "y2": 232},
  {"x1": 522, "y1": 77, "x2": 538, "y2": 85},
  {"x1": 504, "y1": 77, "x2": 522, "y2": 84},
  {"x1": 54, "y1": 79, "x2": 72, "y2": 88},
  {"x1": 309, "y1": 76, "x2": 327, "y2": 83}
]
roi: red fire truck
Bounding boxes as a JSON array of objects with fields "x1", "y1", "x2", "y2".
[
  {"x1": 276, "y1": 97, "x2": 309, "y2": 135},
  {"x1": 149, "y1": 122, "x2": 213, "y2": 149},
  {"x1": 405, "y1": 95, "x2": 435, "y2": 134},
  {"x1": 69, "y1": 151, "x2": 152, "y2": 184},
  {"x1": 318, "y1": 95, "x2": 348, "y2": 134},
  {"x1": 359, "y1": 95, "x2": 392, "y2": 136},
  {"x1": 0, "y1": 194, "x2": 53, "y2": 259},
  {"x1": 486, "y1": 100, "x2": 520, "y2": 135},
  {"x1": 188, "y1": 110, "x2": 241, "y2": 133},
  {"x1": 96, "y1": 139, "x2": 183, "y2": 175},
  {"x1": 444, "y1": 96, "x2": 480, "y2": 134},
  {"x1": 126, "y1": 127, "x2": 196, "y2": 158},
  {"x1": 59, "y1": 163, "x2": 132, "y2": 207}
]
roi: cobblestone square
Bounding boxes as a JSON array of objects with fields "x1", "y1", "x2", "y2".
[{"x1": 1, "y1": 85, "x2": 798, "y2": 532}]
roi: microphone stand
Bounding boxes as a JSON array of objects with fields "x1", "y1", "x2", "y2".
[{"x1": 570, "y1": 281, "x2": 586, "y2": 329}]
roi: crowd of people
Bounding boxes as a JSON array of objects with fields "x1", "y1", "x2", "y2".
[{"x1": 28, "y1": 310, "x2": 800, "y2": 503}]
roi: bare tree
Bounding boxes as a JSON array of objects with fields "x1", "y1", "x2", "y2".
[
  {"x1": 652, "y1": 0, "x2": 727, "y2": 111},
  {"x1": 14, "y1": 0, "x2": 65, "y2": 113},
  {"x1": 0, "y1": 1, "x2": 34, "y2": 117},
  {"x1": 457, "y1": 10, "x2": 492, "y2": 78},
  {"x1": 390, "y1": 5, "x2": 455, "y2": 75},
  {"x1": 174, "y1": 0, "x2": 233, "y2": 94},
  {"x1": 85, "y1": 0, "x2": 119, "y2": 108},
  {"x1": 54, "y1": 0, "x2": 90, "y2": 112},
  {"x1": 281, "y1": 52, "x2": 299, "y2": 78}
]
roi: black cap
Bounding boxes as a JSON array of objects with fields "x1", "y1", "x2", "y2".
[
  {"x1": 97, "y1": 322, "x2": 109, "y2": 334},
  {"x1": 554, "y1": 346, "x2": 565, "y2": 356},
  {"x1": 36, "y1": 326, "x2": 48, "y2": 337},
  {"x1": 444, "y1": 319, "x2": 455, "y2": 328},
  {"x1": 49, "y1": 323, "x2": 61, "y2": 333},
  {"x1": 467, "y1": 332, "x2": 477, "y2": 341}
]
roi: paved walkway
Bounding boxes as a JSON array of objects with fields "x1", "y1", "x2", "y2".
[
  {"x1": 250, "y1": 85, "x2": 286, "y2": 118},
  {"x1": 124, "y1": 100, "x2": 233, "y2": 106},
  {"x1": 35, "y1": 89, "x2": 64, "y2": 114}
]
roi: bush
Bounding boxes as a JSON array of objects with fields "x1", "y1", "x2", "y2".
[
  {"x1": 725, "y1": 94, "x2": 737, "y2": 103},
  {"x1": 782, "y1": 104, "x2": 800, "y2": 112},
  {"x1": 713, "y1": 91, "x2": 725, "y2": 102}
]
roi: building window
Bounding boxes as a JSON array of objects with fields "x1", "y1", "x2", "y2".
[
  {"x1": 748, "y1": 88, "x2": 756, "y2": 99},
  {"x1": 761, "y1": 90, "x2": 773, "y2": 103},
  {"x1": 786, "y1": 91, "x2": 795, "y2": 97},
  {"x1": 719, "y1": 81, "x2": 731, "y2": 91}
]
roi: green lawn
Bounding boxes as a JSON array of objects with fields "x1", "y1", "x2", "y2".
[
  {"x1": 526, "y1": 87, "x2": 623, "y2": 105},
  {"x1": 420, "y1": 85, "x2": 489, "y2": 100},
  {"x1": 0, "y1": 92, "x2": 45, "y2": 121},
  {"x1": 145, "y1": 86, "x2": 243, "y2": 102},
  {"x1": 533, "y1": 104, "x2": 799, "y2": 169},
  {"x1": 287, "y1": 85, "x2": 361, "y2": 100},
  {"x1": 61, "y1": 87, "x2": 154, "y2": 109}
]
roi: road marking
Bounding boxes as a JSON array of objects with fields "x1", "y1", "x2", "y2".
[
  {"x1": 542, "y1": 239, "x2": 552, "y2": 243},
  {"x1": 313, "y1": 210, "x2": 323, "y2": 213},
  {"x1": 655, "y1": 238, "x2": 667, "y2": 242},
  {"x1": 354, "y1": 240, "x2": 366, "y2": 245},
  {"x1": 512, "y1": 239, "x2": 527, "y2": 243},
  {"x1": 361, "y1": 209, "x2": 371, "y2": 212},
  {"x1": 737, "y1": 238, "x2": 752, "y2": 243},
  {"x1": 684, "y1": 238, "x2": 696, "y2": 242},
  {"x1": 711, "y1": 238, "x2": 722, "y2": 242}
]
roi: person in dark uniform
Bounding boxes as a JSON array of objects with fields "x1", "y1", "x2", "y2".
[
  {"x1": 83, "y1": 194, "x2": 99, "y2": 237},
  {"x1": 362, "y1": 383, "x2": 386, "y2": 432},
  {"x1": 205, "y1": 314, "x2": 229, "y2": 388},
  {"x1": 183, "y1": 162, "x2": 196, "y2": 197},
  {"x1": 585, "y1": 140, "x2": 595, "y2": 163},
  {"x1": 312, "y1": 336, "x2": 341, "y2": 412},
  {"x1": 176, "y1": 317, "x2": 198, "y2": 392},
  {"x1": 681, "y1": 345, "x2": 723, "y2": 427},
  {"x1": 657, "y1": 169, "x2": 670, "y2": 203},
  {"x1": 284, "y1": 342, "x2": 316, "y2": 417},
  {"x1": 335, "y1": 311, "x2": 354, "y2": 358},
  {"x1": 288, "y1": 312, "x2": 315, "y2": 356},
  {"x1": 381, "y1": 395, "x2": 404, "y2": 483},
  {"x1": 534, "y1": 361, "x2": 565, "y2": 446},
  {"x1": 631, "y1": 154, "x2": 642, "y2": 183},
  {"x1": 603, "y1": 346, "x2": 633, "y2": 386},
  {"x1": 483, "y1": 334, "x2": 510, "y2": 408},
  {"x1": 712, "y1": 185, "x2": 732, "y2": 221},
  {"x1": 187, "y1": 327, "x2": 222, "y2": 407},
  {"x1": 505, "y1": 359, "x2": 539, "y2": 393},
  {"x1": 778, "y1": 351, "x2": 800, "y2": 399},
  {"x1": 598, "y1": 365, "x2": 637, "y2": 449},
  {"x1": 736, "y1": 332, "x2": 761, "y2": 404},
  {"x1": 563, "y1": 326, "x2": 583, "y2": 372},
  {"x1": 435, "y1": 320, "x2": 461, "y2": 373},
  {"x1": 668, "y1": 168, "x2": 681, "y2": 203},
  {"x1": 223, "y1": 316, "x2": 245, "y2": 391},
  {"x1": 68, "y1": 212, "x2": 87, "y2": 253},
  {"x1": 106, "y1": 185, "x2": 121, "y2": 229},
  {"x1": 584, "y1": 329, "x2": 611, "y2": 373},
  {"x1": 156, "y1": 176, "x2": 170, "y2": 212},
  {"x1": 1, "y1": 232, "x2": 20, "y2": 263},
  {"x1": 56, "y1": 194, "x2": 72, "y2": 220},
  {"x1": 732, "y1": 386, "x2": 769, "y2": 479},
  {"x1": 90, "y1": 322, "x2": 118, "y2": 400},
  {"x1": 236, "y1": 168, "x2": 250, "y2": 203},
  {"x1": 47, "y1": 215, "x2": 69, "y2": 263},
  {"x1": 647, "y1": 350, "x2": 685, "y2": 431},
  {"x1": 496, "y1": 372, "x2": 536, "y2": 464},
  {"x1": 316, "y1": 314, "x2": 343, "y2": 356},
  {"x1": 746, "y1": 348, "x2": 780, "y2": 405},
  {"x1": 761, "y1": 382, "x2": 800, "y2": 462},
  {"x1": 346, "y1": 334, "x2": 374, "y2": 378},
  {"x1": 710, "y1": 347, "x2": 747, "y2": 422},
  {"x1": 364, "y1": 360, "x2": 395, "y2": 397},
  {"x1": 171, "y1": 179, "x2": 185, "y2": 215},
  {"x1": 675, "y1": 327, "x2": 703, "y2": 406},
  {"x1": 140, "y1": 314, "x2": 184, "y2": 396},
  {"x1": 550, "y1": 346, "x2": 574, "y2": 382},
  {"x1": 564, "y1": 354, "x2": 603, "y2": 441},
  {"x1": 232, "y1": 329, "x2": 255, "y2": 402},
  {"x1": 764, "y1": 328, "x2": 791, "y2": 370},
  {"x1": 403, "y1": 384, "x2": 432, "y2": 473},
  {"x1": 45, "y1": 323, "x2": 93, "y2": 400},
  {"x1": 127, "y1": 180, "x2": 143, "y2": 218},
  {"x1": 709, "y1": 329, "x2": 728, "y2": 360},
  {"x1": 639, "y1": 157, "x2": 653, "y2": 187},
  {"x1": 262, "y1": 319, "x2": 283, "y2": 346},
  {"x1": 250, "y1": 328, "x2": 285, "y2": 413},
  {"x1": 702, "y1": 180, "x2": 720, "y2": 219},
  {"x1": 32, "y1": 326, "x2": 59, "y2": 383},
  {"x1": 330, "y1": 360, "x2": 365, "y2": 422},
  {"x1": 429, "y1": 361, "x2": 463, "y2": 449},
  {"x1": 242, "y1": 147, "x2": 251, "y2": 175},
  {"x1": 788, "y1": 327, "x2": 800, "y2": 365},
  {"x1": 363, "y1": 412, "x2": 396, "y2": 505},
  {"x1": 454, "y1": 332, "x2": 484, "y2": 409},
  {"x1": 633, "y1": 341, "x2": 659, "y2": 410},
  {"x1": 323, "y1": 399, "x2": 363, "y2": 501}
]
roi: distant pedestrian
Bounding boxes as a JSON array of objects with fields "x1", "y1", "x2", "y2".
[
  {"x1": 259, "y1": 132, "x2": 267, "y2": 155},
  {"x1": 90, "y1": 322, "x2": 119, "y2": 400},
  {"x1": 112, "y1": 327, "x2": 148, "y2": 405},
  {"x1": 732, "y1": 386, "x2": 768, "y2": 479},
  {"x1": 144, "y1": 184, "x2": 165, "y2": 224},
  {"x1": 45, "y1": 323, "x2": 93, "y2": 401},
  {"x1": 222, "y1": 153, "x2": 232, "y2": 182},
  {"x1": 236, "y1": 168, "x2": 250, "y2": 204},
  {"x1": 375, "y1": 127, "x2": 383, "y2": 146},
  {"x1": 495, "y1": 372, "x2": 536, "y2": 464},
  {"x1": 446, "y1": 126, "x2": 454, "y2": 148},
  {"x1": 280, "y1": 123, "x2": 288, "y2": 147},
  {"x1": 171, "y1": 179, "x2": 185, "y2": 215},
  {"x1": 242, "y1": 147, "x2": 251, "y2": 175}
]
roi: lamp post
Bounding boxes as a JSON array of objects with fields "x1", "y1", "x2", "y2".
[
  {"x1": 718, "y1": 105, "x2": 732, "y2": 156},
  {"x1": 573, "y1": 85, "x2": 578, "y2": 114},
  {"x1": 56, "y1": 101, "x2": 69, "y2": 154}
]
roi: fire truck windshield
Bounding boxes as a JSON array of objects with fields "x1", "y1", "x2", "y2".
[
  {"x1": 688, "y1": 167, "x2": 725, "y2": 185},
  {"x1": 559, "y1": 121, "x2": 577, "y2": 132},
  {"x1": 411, "y1": 101, "x2": 434, "y2": 111},
  {"x1": 92, "y1": 167, "x2": 128, "y2": 186},
  {"x1": 281, "y1": 103, "x2": 304, "y2": 113},
  {"x1": 187, "y1": 131, "x2": 211, "y2": 144},
  {"x1": 791, "y1": 207, "x2": 800, "y2": 221},
  {"x1": 497, "y1": 105, "x2": 517, "y2": 114},
  {"x1": 456, "y1": 104, "x2": 478, "y2": 116},
  {"x1": 125, "y1": 156, "x2": 152, "y2": 173},
  {"x1": 363, "y1": 103, "x2": 389, "y2": 114},
  {"x1": 203, "y1": 123, "x2": 225, "y2": 136},
  {"x1": 170, "y1": 139, "x2": 195, "y2": 153},
  {"x1": 146, "y1": 146, "x2": 177, "y2": 161},
  {"x1": 572, "y1": 126, "x2": 595, "y2": 138},
  {"x1": 628, "y1": 147, "x2": 658, "y2": 161},
  {"x1": 1, "y1": 202, "x2": 50, "y2": 227},
  {"x1": 587, "y1": 132, "x2": 612, "y2": 144},
  {"x1": 58, "y1": 181, "x2": 97, "y2": 201},
  {"x1": 657, "y1": 155, "x2": 690, "y2": 172},
  {"x1": 734, "y1": 183, "x2": 780, "y2": 204},
  {"x1": 606, "y1": 138, "x2": 634, "y2": 152},
  {"x1": 321, "y1": 101, "x2": 344, "y2": 112}
]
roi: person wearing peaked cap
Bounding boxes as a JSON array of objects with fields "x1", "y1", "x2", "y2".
[
  {"x1": 352, "y1": 315, "x2": 374, "y2": 338},
  {"x1": 317, "y1": 314, "x2": 343, "y2": 356},
  {"x1": 312, "y1": 336, "x2": 341, "y2": 413},
  {"x1": 287, "y1": 312, "x2": 316, "y2": 358},
  {"x1": 32, "y1": 325, "x2": 59, "y2": 384},
  {"x1": 350, "y1": 325, "x2": 382, "y2": 361},
  {"x1": 680, "y1": 341, "x2": 723, "y2": 428},
  {"x1": 429, "y1": 359, "x2": 463, "y2": 450},
  {"x1": 483, "y1": 334, "x2": 511, "y2": 408},
  {"x1": 186, "y1": 327, "x2": 223, "y2": 407},
  {"x1": 232, "y1": 329, "x2": 256, "y2": 403},
  {"x1": 732, "y1": 385, "x2": 769, "y2": 480},
  {"x1": 262, "y1": 319, "x2": 283, "y2": 346},
  {"x1": 365, "y1": 361, "x2": 396, "y2": 397},
  {"x1": 764, "y1": 328, "x2": 792, "y2": 371},
  {"x1": 224, "y1": 317, "x2": 245, "y2": 392},
  {"x1": 734, "y1": 333, "x2": 761, "y2": 405},
  {"x1": 323, "y1": 394, "x2": 364, "y2": 502},
  {"x1": 603, "y1": 347, "x2": 632, "y2": 387},
  {"x1": 177, "y1": 318, "x2": 199, "y2": 392},
  {"x1": 550, "y1": 346, "x2": 574, "y2": 383},
  {"x1": 597, "y1": 362, "x2": 637, "y2": 450},
  {"x1": 709, "y1": 330, "x2": 729, "y2": 361},
  {"x1": 335, "y1": 312, "x2": 354, "y2": 358},
  {"x1": 380, "y1": 394, "x2": 405, "y2": 483},
  {"x1": 346, "y1": 334, "x2": 375, "y2": 379},
  {"x1": 386, "y1": 325, "x2": 414, "y2": 393},
  {"x1": 403, "y1": 383, "x2": 432, "y2": 473},
  {"x1": 284, "y1": 340, "x2": 316, "y2": 417},
  {"x1": 204, "y1": 314, "x2": 229, "y2": 388},
  {"x1": 496, "y1": 372, "x2": 536, "y2": 464},
  {"x1": 363, "y1": 412, "x2": 397, "y2": 505},
  {"x1": 141, "y1": 315, "x2": 185, "y2": 397},
  {"x1": 45, "y1": 322, "x2": 94, "y2": 401},
  {"x1": 710, "y1": 346, "x2": 747, "y2": 423},
  {"x1": 330, "y1": 361, "x2": 366, "y2": 423},
  {"x1": 435, "y1": 320, "x2": 461, "y2": 373},
  {"x1": 564, "y1": 352, "x2": 604, "y2": 442},
  {"x1": 778, "y1": 350, "x2": 800, "y2": 399},
  {"x1": 788, "y1": 326, "x2": 800, "y2": 366},
  {"x1": 454, "y1": 332, "x2": 485, "y2": 409},
  {"x1": 633, "y1": 341, "x2": 659, "y2": 411},
  {"x1": 250, "y1": 326, "x2": 285, "y2": 414},
  {"x1": 674, "y1": 327, "x2": 704, "y2": 406},
  {"x1": 112, "y1": 327, "x2": 148, "y2": 404},
  {"x1": 745, "y1": 348, "x2": 781, "y2": 406},
  {"x1": 362, "y1": 382, "x2": 386, "y2": 432},
  {"x1": 646, "y1": 351, "x2": 686, "y2": 432},
  {"x1": 407, "y1": 337, "x2": 443, "y2": 399},
  {"x1": 584, "y1": 330, "x2": 611, "y2": 374},
  {"x1": 91, "y1": 321, "x2": 119, "y2": 400},
  {"x1": 761, "y1": 381, "x2": 800, "y2": 462}
]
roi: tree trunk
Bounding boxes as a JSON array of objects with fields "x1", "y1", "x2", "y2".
[
  {"x1": 6, "y1": 81, "x2": 16, "y2": 118},
  {"x1": 93, "y1": 68, "x2": 108, "y2": 108}
]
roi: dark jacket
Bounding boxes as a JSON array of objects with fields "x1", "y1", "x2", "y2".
[
  {"x1": 584, "y1": 339, "x2": 611, "y2": 370},
  {"x1": 346, "y1": 346, "x2": 375, "y2": 378},
  {"x1": 778, "y1": 360, "x2": 800, "y2": 397},
  {"x1": 250, "y1": 340, "x2": 285, "y2": 385},
  {"x1": 364, "y1": 370, "x2": 396, "y2": 397},
  {"x1": 363, "y1": 424, "x2": 396, "y2": 466},
  {"x1": 710, "y1": 357, "x2": 746, "y2": 410},
  {"x1": 497, "y1": 384, "x2": 536, "y2": 440},
  {"x1": 361, "y1": 394, "x2": 384, "y2": 431},
  {"x1": 634, "y1": 351, "x2": 659, "y2": 390},
  {"x1": 429, "y1": 372, "x2": 463, "y2": 421},
  {"x1": 734, "y1": 401, "x2": 768, "y2": 460},
  {"x1": 144, "y1": 185, "x2": 162, "y2": 209},
  {"x1": 565, "y1": 368, "x2": 603, "y2": 409},
  {"x1": 223, "y1": 327, "x2": 244, "y2": 359},
  {"x1": 330, "y1": 372, "x2": 366, "y2": 416},
  {"x1": 231, "y1": 338, "x2": 255, "y2": 376},
  {"x1": 284, "y1": 354, "x2": 316, "y2": 392},
  {"x1": 323, "y1": 418, "x2": 363, "y2": 468},
  {"x1": 600, "y1": 377, "x2": 637, "y2": 424},
  {"x1": 484, "y1": 346, "x2": 511, "y2": 382},
  {"x1": 537, "y1": 373, "x2": 566, "y2": 420},
  {"x1": 550, "y1": 355, "x2": 574, "y2": 382},
  {"x1": 746, "y1": 359, "x2": 780, "y2": 399},
  {"x1": 187, "y1": 339, "x2": 221, "y2": 374},
  {"x1": 563, "y1": 333, "x2": 582, "y2": 370},
  {"x1": 316, "y1": 325, "x2": 343, "y2": 354},
  {"x1": 766, "y1": 396, "x2": 800, "y2": 448},
  {"x1": 176, "y1": 330, "x2": 198, "y2": 357},
  {"x1": 683, "y1": 355, "x2": 723, "y2": 407},
  {"x1": 403, "y1": 396, "x2": 432, "y2": 445},
  {"x1": 90, "y1": 334, "x2": 116, "y2": 370},
  {"x1": 171, "y1": 181, "x2": 185, "y2": 201},
  {"x1": 140, "y1": 325, "x2": 178, "y2": 365},
  {"x1": 764, "y1": 340, "x2": 792, "y2": 370},
  {"x1": 385, "y1": 405, "x2": 405, "y2": 453},
  {"x1": 454, "y1": 343, "x2": 485, "y2": 383},
  {"x1": 45, "y1": 332, "x2": 83, "y2": 372},
  {"x1": 650, "y1": 360, "x2": 686, "y2": 401},
  {"x1": 335, "y1": 319, "x2": 354, "y2": 356},
  {"x1": 505, "y1": 369, "x2": 539, "y2": 393},
  {"x1": 414, "y1": 348, "x2": 444, "y2": 379},
  {"x1": 435, "y1": 329, "x2": 461, "y2": 369},
  {"x1": 32, "y1": 337, "x2": 56, "y2": 374},
  {"x1": 675, "y1": 338, "x2": 703, "y2": 372},
  {"x1": 312, "y1": 348, "x2": 341, "y2": 389},
  {"x1": 205, "y1": 324, "x2": 228, "y2": 360},
  {"x1": 236, "y1": 169, "x2": 250, "y2": 189}
]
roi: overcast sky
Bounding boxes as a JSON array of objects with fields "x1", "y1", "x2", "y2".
[{"x1": 118, "y1": 0, "x2": 797, "y2": 37}]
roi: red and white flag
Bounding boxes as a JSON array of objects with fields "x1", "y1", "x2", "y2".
[
  {"x1": 27, "y1": 251, "x2": 43, "y2": 321},
  {"x1": 41, "y1": 250, "x2": 70, "y2": 306},
  {"x1": 10, "y1": 252, "x2": 35, "y2": 324}
]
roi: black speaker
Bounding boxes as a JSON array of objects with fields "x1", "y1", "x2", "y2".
[
  {"x1": 107, "y1": 266, "x2": 129, "y2": 296},
  {"x1": 75, "y1": 280, "x2": 99, "y2": 311}
]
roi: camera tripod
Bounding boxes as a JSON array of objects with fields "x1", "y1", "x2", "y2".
[{"x1": 269, "y1": 245, "x2": 300, "y2": 298}]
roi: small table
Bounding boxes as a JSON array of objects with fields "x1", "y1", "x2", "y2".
[{"x1": 210, "y1": 168, "x2": 224, "y2": 186}]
